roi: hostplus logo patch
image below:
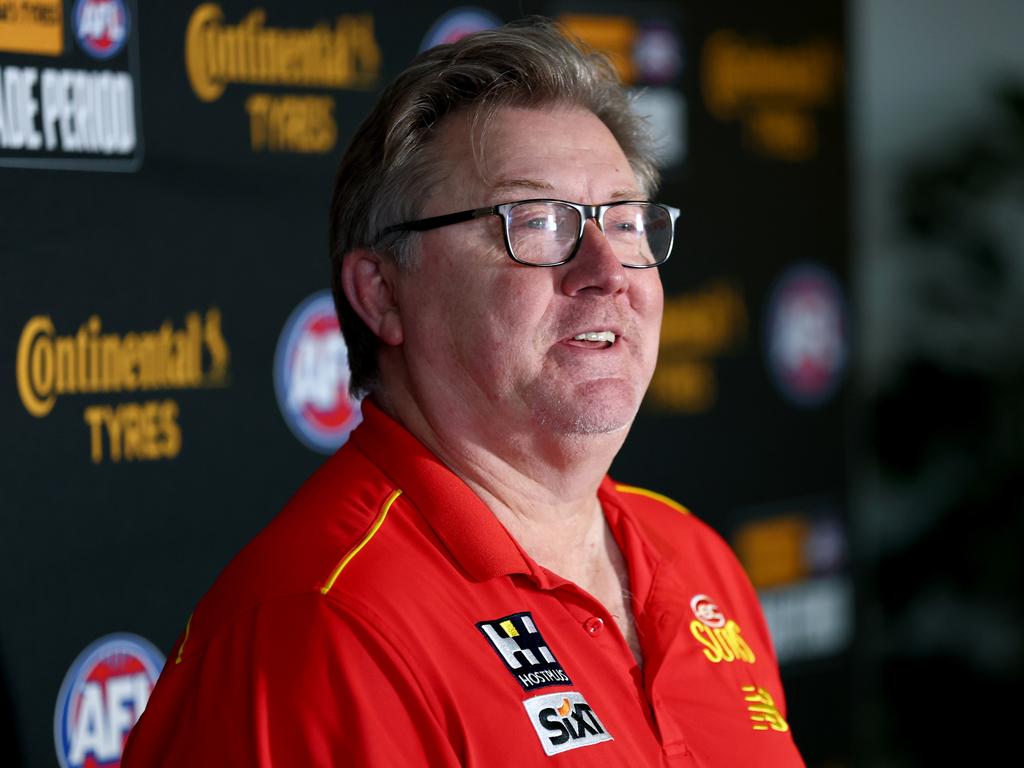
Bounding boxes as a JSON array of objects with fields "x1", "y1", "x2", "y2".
[
  {"x1": 522, "y1": 691, "x2": 613, "y2": 757},
  {"x1": 476, "y1": 612, "x2": 571, "y2": 691}
]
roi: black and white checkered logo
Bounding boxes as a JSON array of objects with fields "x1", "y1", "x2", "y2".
[{"x1": 476, "y1": 612, "x2": 572, "y2": 691}]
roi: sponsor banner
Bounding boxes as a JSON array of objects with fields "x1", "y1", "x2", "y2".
[
  {"x1": 701, "y1": 29, "x2": 841, "y2": 161},
  {"x1": 647, "y1": 280, "x2": 748, "y2": 414},
  {"x1": 273, "y1": 290, "x2": 361, "y2": 454},
  {"x1": 764, "y1": 262, "x2": 848, "y2": 408},
  {"x1": 759, "y1": 575, "x2": 853, "y2": 665},
  {"x1": 15, "y1": 308, "x2": 231, "y2": 463},
  {"x1": 556, "y1": 9, "x2": 687, "y2": 170},
  {"x1": 53, "y1": 632, "x2": 164, "y2": 768},
  {"x1": 731, "y1": 498, "x2": 852, "y2": 664},
  {"x1": 183, "y1": 2, "x2": 382, "y2": 155},
  {"x1": 522, "y1": 691, "x2": 613, "y2": 756},
  {"x1": 0, "y1": 0, "x2": 63, "y2": 55},
  {"x1": 0, "y1": 0, "x2": 143, "y2": 171}
]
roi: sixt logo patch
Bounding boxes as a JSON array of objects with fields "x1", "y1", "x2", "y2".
[
  {"x1": 419, "y1": 7, "x2": 502, "y2": 52},
  {"x1": 522, "y1": 691, "x2": 613, "y2": 757},
  {"x1": 72, "y1": 0, "x2": 129, "y2": 60},
  {"x1": 764, "y1": 262, "x2": 848, "y2": 408},
  {"x1": 274, "y1": 290, "x2": 362, "y2": 454},
  {"x1": 477, "y1": 612, "x2": 571, "y2": 691},
  {"x1": 54, "y1": 632, "x2": 164, "y2": 768}
]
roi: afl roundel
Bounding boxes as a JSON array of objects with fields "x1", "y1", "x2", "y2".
[
  {"x1": 54, "y1": 633, "x2": 164, "y2": 768},
  {"x1": 764, "y1": 263, "x2": 848, "y2": 408},
  {"x1": 73, "y1": 0, "x2": 130, "y2": 60},
  {"x1": 274, "y1": 291, "x2": 362, "y2": 453}
]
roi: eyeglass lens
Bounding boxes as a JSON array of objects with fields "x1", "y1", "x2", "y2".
[{"x1": 506, "y1": 202, "x2": 672, "y2": 266}]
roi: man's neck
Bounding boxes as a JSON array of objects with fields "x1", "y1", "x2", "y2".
[
  {"x1": 375, "y1": 387, "x2": 627, "y2": 529},
  {"x1": 374, "y1": 388, "x2": 644, "y2": 665}
]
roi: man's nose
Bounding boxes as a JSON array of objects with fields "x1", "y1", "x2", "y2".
[{"x1": 560, "y1": 219, "x2": 628, "y2": 296}]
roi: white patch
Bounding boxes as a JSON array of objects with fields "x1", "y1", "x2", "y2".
[{"x1": 522, "y1": 691, "x2": 613, "y2": 757}]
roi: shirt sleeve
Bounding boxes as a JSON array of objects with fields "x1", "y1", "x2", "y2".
[{"x1": 123, "y1": 592, "x2": 460, "y2": 767}]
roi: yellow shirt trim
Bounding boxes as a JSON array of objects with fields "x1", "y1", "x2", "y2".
[
  {"x1": 174, "y1": 612, "x2": 193, "y2": 665},
  {"x1": 320, "y1": 489, "x2": 402, "y2": 595},
  {"x1": 614, "y1": 483, "x2": 690, "y2": 515}
]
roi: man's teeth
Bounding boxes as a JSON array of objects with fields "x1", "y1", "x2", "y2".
[{"x1": 573, "y1": 331, "x2": 616, "y2": 343}]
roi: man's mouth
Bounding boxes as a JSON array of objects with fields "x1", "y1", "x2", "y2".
[{"x1": 568, "y1": 330, "x2": 617, "y2": 349}]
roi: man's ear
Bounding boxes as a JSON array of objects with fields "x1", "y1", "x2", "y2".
[{"x1": 340, "y1": 248, "x2": 404, "y2": 346}]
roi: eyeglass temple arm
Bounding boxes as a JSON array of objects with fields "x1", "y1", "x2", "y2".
[{"x1": 377, "y1": 206, "x2": 499, "y2": 238}]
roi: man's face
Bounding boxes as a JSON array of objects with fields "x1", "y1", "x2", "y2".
[{"x1": 392, "y1": 105, "x2": 664, "y2": 441}]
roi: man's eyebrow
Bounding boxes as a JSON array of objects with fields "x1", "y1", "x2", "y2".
[
  {"x1": 607, "y1": 188, "x2": 646, "y2": 201},
  {"x1": 489, "y1": 177, "x2": 555, "y2": 194}
]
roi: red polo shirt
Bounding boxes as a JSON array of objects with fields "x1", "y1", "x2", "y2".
[{"x1": 124, "y1": 401, "x2": 804, "y2": 766}]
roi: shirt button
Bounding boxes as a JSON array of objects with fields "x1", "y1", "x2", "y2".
[{"x1": 584, "y1": 616, "x2": 604, "y2": 635}]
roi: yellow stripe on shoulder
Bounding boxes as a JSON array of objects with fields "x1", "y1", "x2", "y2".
[
  {"x1": 614, "y1": 484, "x2": 690, "y2": 515},
  {"x1": 174, "y1": 612, "x2": 193, "y2": 665},
  {"x1": 320, "y1": 488, "x2": 403, "y2": 595}
]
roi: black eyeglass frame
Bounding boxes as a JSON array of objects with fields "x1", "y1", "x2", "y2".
[{"x1": 375, "y1": 199, "x2": 681, "y2": 268}]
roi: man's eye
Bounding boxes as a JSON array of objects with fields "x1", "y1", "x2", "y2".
[{"x1": 525, "y1": 216, "x2": 558, "y2": 231}]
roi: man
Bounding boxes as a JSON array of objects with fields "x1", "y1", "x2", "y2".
[{"x1": 125, "y1": 19, "x2": 803, "y2": 767}]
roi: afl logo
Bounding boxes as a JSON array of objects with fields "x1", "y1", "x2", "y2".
[
  {"x1": 765, "y1": 263, "x2": 848, "y2": 408},
  {"x1": 73, "y1": 0, "x2": 130, "y2": 60},
  {"x1": 54, "y1": 633, "x2": 164, "y2": 768},
  {"x1": 420, "y1": 7, "x2": 502, "y2": 52},
  {"x1": 274, "y1": 291, "x2": 362, "y2": 453}
]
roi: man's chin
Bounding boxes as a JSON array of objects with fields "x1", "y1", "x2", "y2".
[{"x1": 526, "y1": 379, "x2": 641, "y2": 436}]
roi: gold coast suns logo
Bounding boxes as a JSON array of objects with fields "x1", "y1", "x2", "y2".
[{"x1": 688, "y1": 594, "x2": 756, "y2": 664}]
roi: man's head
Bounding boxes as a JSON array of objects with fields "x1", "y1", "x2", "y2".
[{"x1": 329, "y1": 18, "x2": 661, "y2": 398}]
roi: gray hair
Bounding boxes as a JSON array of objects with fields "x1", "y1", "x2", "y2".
[{"x1": 329, "y1": 17, "x2": 660, "y2": 396}]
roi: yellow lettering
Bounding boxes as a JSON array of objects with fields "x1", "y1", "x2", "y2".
[
  {"x1": 722, "y1": 620, "x2": 756, "y2": 663},
  {"x1": 82, "y1": 399, "x2": 182, "y2": 463},
  {"x1": 104, "y1": 404, "x2": 122, "y2": 462},
  {"x1": 246, "y1": 93, "x2": 337, "y2": 153},
  {"x1": 185, "y1": 5, "x2": 381, "y2": 102},
  {"x1": 690, "y1": 619, "x2": 756, "y2": 664},
  {"x1": 83, "y1": 405, "x2": 106, "y2": 463},
  {"x1": 748, "y1": 108, "x2": 816, "y2": 161},
  {"x1": 16, "y1": 315, "x2": 56, "y2": 416},
  {"x1": 711, "y1": 627, "x2": 736, "y2": 662},
  {"x1": 19, "y1": 311, "x2": 229, "y2": 416},
  {"x1": 203, "y1": 307, "x2": 230, "y2": 384},
  {"x1": 185, "y1": 3, "x2": 225, "y2": 102},
  {"x1": 159, "y1": 400, "x2": 182, "y2": 459},
  {"x1": 660, "y1": 281, "x2": 748, "y2": 352},
  {"x1": 648, "y1": 362, "x2": 715, "y2": 413},
  {"x1": 121, "y1": 333, "x2": 140, "y2": 390},
  {"x1": 701, "y1": 30, "x2": 838, "y2": 161},
  {"x1": 690, "y1": 620, "x2": 725, "y2": 663}
]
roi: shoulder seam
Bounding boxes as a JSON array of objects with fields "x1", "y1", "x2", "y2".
[
  {"x1": 614, "y1": 483, "x2": 690, "y2": 515},
  {"x1": 320, "y1": 488, "x2": 403, "y2": 595}
]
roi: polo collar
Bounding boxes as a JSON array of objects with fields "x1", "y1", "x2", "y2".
[{"x1": 350, "y1": 399, "x2": 532, "y2": 582}]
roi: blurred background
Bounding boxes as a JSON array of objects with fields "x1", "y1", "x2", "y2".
[{"x1": 2, "y1": 1, "x2": 1021, "y2": 765}]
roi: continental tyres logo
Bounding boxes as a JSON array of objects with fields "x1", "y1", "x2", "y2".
[
  {"x1": 184, "y1": 4, "x2": 380, "y2": 102},
  {"x1": 16, "y1": 310, "x2": 230, "y2": 463},
  {"x1": 183, "y1": 4, "x2": 380, "y2": 154}
]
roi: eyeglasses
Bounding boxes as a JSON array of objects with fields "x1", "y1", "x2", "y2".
[{"x1": 376, "y1": 199, "x2": 680, "y2": 268}]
